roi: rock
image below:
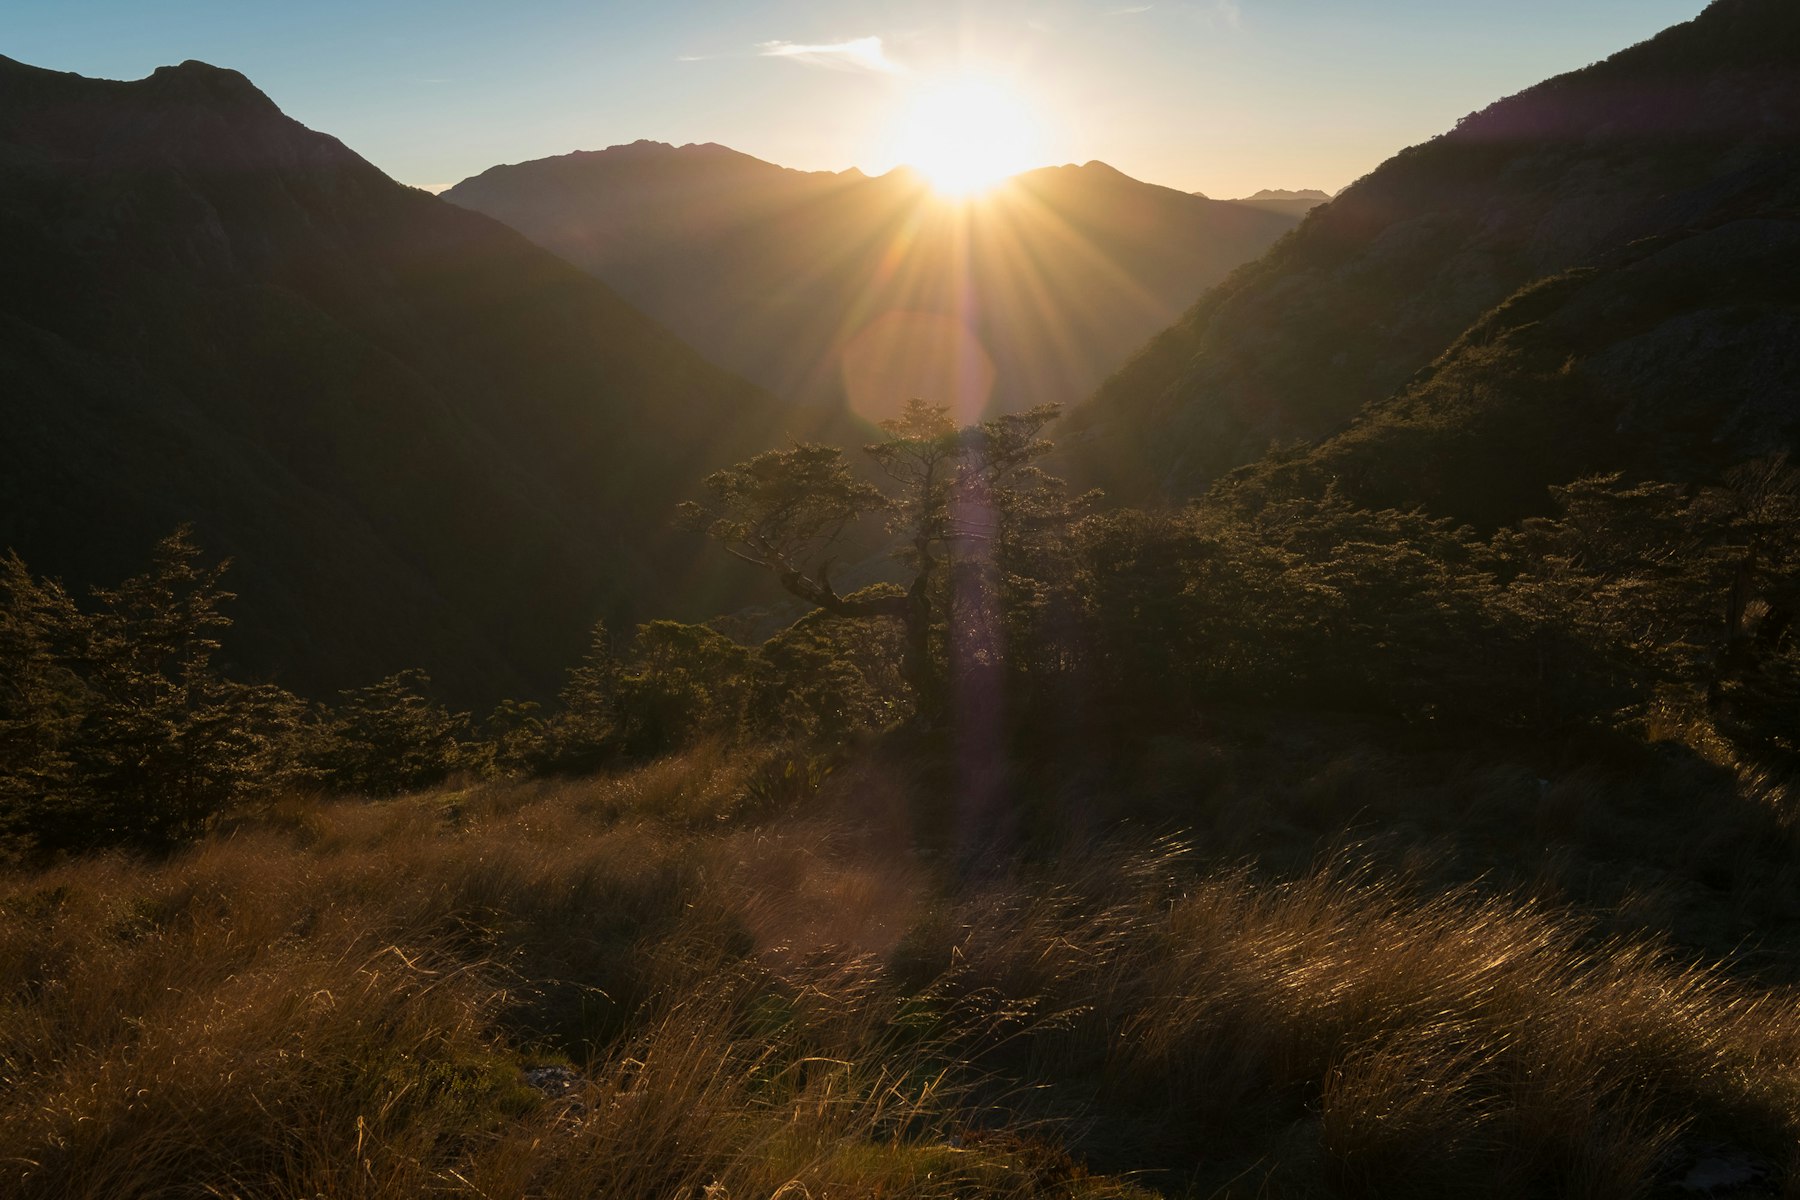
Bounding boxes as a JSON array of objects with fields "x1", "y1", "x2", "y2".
[{"x1": 1662, "y1": 1142, "x2": 1780, "y2": 1197}]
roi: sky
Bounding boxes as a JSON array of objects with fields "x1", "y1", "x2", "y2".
[{"x1": 8, "y1": 0, "x2": 1709, "y2": 197}]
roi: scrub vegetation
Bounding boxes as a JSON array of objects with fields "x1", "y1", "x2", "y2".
[{"x1": 5, "y1": 406, "x2": 1800, "y2": 1197}]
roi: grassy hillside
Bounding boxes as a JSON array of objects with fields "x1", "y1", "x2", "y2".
[
  {"x1": 6, "y1": 400, "x2": 1800, "y2": 1191},
  {"x1": 5, "y1": 728, "x2": 1800, "y2": 1198}
]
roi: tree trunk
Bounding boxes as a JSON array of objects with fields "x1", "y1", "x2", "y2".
[{"x1": 902, "y1": 571, "x2": 944, "y2": 727}]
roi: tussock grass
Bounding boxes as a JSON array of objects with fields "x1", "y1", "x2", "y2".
[
  {"x1": 930, "y1": 853, "x2": 1800, "y2": 1196},
  {"x1": 4, "y1": 744, "x2": 1800, "y2": 1197}
]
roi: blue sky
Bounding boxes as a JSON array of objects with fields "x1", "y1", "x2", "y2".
[{"x1": 9, "y1": 0, "x2": 1708, "y2": 196}]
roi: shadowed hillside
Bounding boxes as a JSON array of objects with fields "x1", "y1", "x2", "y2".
[
  {"x1": 0, "y1": 56, "x2": 842, "y2": 703},
  {"x1": 443, "y1": 144, "x2": 1298, "y2": 419},
  {"x1": 1222, "y1": 218, "x2": 1800, "y2": 526},
  {"x1": 1072, "y1": 0, "x2": 1800, "y2": 499}
]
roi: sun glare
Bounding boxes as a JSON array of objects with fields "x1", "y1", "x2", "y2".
[{"x1": 889, "y1": 77, "x2": 1042, "y2": 197}]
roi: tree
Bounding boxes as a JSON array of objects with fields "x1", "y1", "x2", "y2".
[
  {"x1": 681, "y1": 401, "x2": 1074, "y2": 722},
  {"x1": 317, "y1": 669, "x2": 471, "y2": 796},
  {"x1": 755, "y1": 604, "x2": 906, "y2": 743},
  {"x1": 0, "y1": 552, "x2": 85, "y2": 854},
  {"x1": 537, "y1": 620, "x2": 623, "y2": 775},
  {"x1": 613, "y1": 620, "x2": 756, "y2": 756},
  {"x1": 1, "y1": 529, "x2": 308, "y2": 854}
]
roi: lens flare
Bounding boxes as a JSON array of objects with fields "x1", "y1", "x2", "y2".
[{"x1": 841, "y1": 310, "x2": 996, "y2": 425}]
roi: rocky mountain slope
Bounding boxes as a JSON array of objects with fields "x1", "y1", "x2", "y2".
[
  {"x1": 1071, "y1": 0, "x2": 1800, "y2": 502},
  {"x1": 444, "y1": 145, "x2": 1299, "y2": 418},
  {"x1": 0, "y1": 56, "x2": 825, "y2": 701}
]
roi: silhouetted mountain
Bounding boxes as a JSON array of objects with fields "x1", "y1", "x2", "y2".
[
  {"x1": 1230, "y1": 188, "x2": 1331, "y2": 219},
  {"x1": 0, "y1": 57, "x2": 830, "y2": 702},
  {"x1": 443, "y1": 146, "x2": 1299, "y2": 419},
  {"x1": 1072, "y1": 0, "x2": 1800, "y2": 500}
]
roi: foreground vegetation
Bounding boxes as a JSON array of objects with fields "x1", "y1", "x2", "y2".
[
  {"x1": 5, "y1": 406, "x2": 1796, "y2": 862},
  {"x1": 5, "y1": 731, "x2": 1800, "y2": 1198},
  {"x1": 5, "y1": 407, "x2": 1799, "y2": 1195}
]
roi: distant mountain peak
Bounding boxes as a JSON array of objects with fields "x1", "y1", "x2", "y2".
[
  {"x1": 1238, "y1": 188, "x2": 1330, "y2": 201},
  {"x1": 1021, "y1": 160, "x2": 1134, "y2": 182},
  {"x1": 143, "y1": 59, "x2": 278, "y2": 111},
  {"x1": 582, "y1": 139, "x2": 750, "y2": 159},
  {"x1": 511, "y1": 139, "x2": 845, "y2": 179},
  {"x1": 0, "y1": 53, "x2": 280, "y2": 117},
  {"x1": 151, "y1": 59, "x2": 253, "y2": 84},
  {"x1": 445, "y1": 140, "x2": 1301, "y2": 424}
]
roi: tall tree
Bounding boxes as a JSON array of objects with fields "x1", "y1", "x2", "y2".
[
  {"x1": 681, "y1": 401, "x2": 1072, "y2": 721},
  {"x1": 0, "y1": 553, "x2": 85, "y2": 853},
  {"x1": 1, "y1": 530, "x2": 305, "y2": 853},
  {"x1": 70, "y1": 530, "x2": 303, "y2": 847}
]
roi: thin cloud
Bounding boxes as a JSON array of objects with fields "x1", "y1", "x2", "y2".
[
  {"x1": 756, "y1": 36, "x2": 901, "y2": 74},
  {"x1": 1104, "y1": 3, "x2": 1238, "y2": 28}
]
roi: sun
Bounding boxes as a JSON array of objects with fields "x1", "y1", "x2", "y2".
[{"x1": 889, "y1": 77, "x2": 1043, "y2": 197}]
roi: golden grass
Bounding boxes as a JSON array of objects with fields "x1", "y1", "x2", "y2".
[{"x1": 3, "y1": 745, "x2": 1799, "y2": 1198}]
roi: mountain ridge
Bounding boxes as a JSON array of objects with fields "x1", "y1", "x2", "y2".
[
  {"x1": 1225, "y1": 188, "x2": 1331, "y2": 218},
  {"x1": 443, "y1": 140, "x2": 1301, "y2": 417},
  {"x1": 0, "y1": 55, "x2": 828, "y2": 703},
  {"x1": 1070, "y1": 0, "x2": 1800, "y2": 500}
]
